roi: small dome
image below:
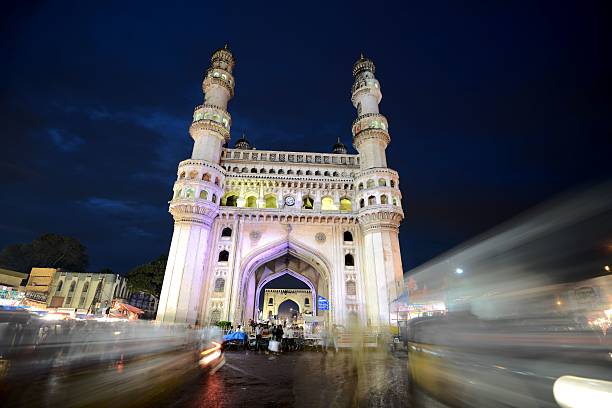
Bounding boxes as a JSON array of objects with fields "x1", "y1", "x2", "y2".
[
  {"x1": 332, "y1": 137, "x2": 347, "y2": 154},
  {"x1": 211, "y1": 44, "x2": 235, "y2": 72},
  {"x1": 234, "y1": 133, "x2": 253, "y2": 150},
  {"x1": 352, "y1": 53, "x2": 375, "y2": 77}
]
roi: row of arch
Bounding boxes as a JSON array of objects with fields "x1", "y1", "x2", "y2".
[
  {"x1": 223, "y1": 165, "x2": 353, "y2": 178},
  {"x1": 174, "y1": 188, "x2": 219, "y2": 204},
  {"x1": 225, "y1": 180, "x2": 354, "y2": 191},
  {"x1": 358, "y1": 194, "x2": 399, "y2": 207},
  {"x1": 174, "y1": 189, "x2": 397, "y2": 214},
  {"x1": 357, "y1": 178, "x2": 396, "y2": 190},
  {"x1": 178, "y1": 170, "x2": 221, "y2": 186},
  {"x1": 56, "y1": 279, "x2": 131, "y2": 300},
  {"x1": 221, "y1": 193, "x2": 353, "y2": 211},
  {"x1": 193, "y1": 109, "x2": 230, "y2": 129}
]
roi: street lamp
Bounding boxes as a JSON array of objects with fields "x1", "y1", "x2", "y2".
[
  {"x1": 604, "y1": 265, "x2": 610, "y2": 273},
  {"x1": 455, "y1": 268, "x2": 464, "y2": 275}
]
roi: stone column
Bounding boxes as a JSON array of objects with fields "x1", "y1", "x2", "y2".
[
  {"x1": 358, "y1": 210, "x2": 403, "y2": 328},
  {"x1": 157, "y1": 202, "x2": 217, "y2": 324}
]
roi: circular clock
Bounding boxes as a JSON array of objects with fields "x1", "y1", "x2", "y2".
[{"x1": 284, "y1": 196, "x2": 295, "y2": 206}]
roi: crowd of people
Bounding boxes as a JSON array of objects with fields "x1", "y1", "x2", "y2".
[{"x1": 224, "y1": 319, "x2": 341, "y2": 353}]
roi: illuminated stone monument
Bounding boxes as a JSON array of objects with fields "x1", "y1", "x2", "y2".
[{"x1": 156, "y1": 46, "x2": 404, "y2": 330}]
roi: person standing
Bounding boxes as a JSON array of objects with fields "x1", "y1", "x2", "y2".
[
  {"x1": 255, "y1": 324, "x2": 263, "y2": 352},
  {"x1": 321, "y1": 325, "x2": 329, "y2": 352},
  {"x1": 331, "y1": 324, "x2": 339, "y2": 353}
]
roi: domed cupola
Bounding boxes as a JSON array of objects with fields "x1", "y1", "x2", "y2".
[
  {"x1": 332, "y1": 137, "x2": 348, "y2": 154},
  {"x1": 211, "y1": 43, "x2": 235, "y2": 73},
  {"x1": 352, "y1": 53, "x2": 375, "y2": 77},
  {"x1": 234, "y1": 133, "x2": 254, "y2": 150}
]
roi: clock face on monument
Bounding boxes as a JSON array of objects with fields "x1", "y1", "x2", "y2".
[{"x1": 284, "y1": 196, "x2": 295, "y2": 206}]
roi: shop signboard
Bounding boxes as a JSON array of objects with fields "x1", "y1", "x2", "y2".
[
  {"x1": 25, "y1": 291, "x2": 48, "y2": 303},
  {"x1": 317, "y1": 295, "x2": 329, "y2": 311}
]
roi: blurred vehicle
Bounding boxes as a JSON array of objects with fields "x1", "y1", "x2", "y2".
[
  {"x1": 407, "y1": 311, "x2": 611, "y2": 407},
  {"x1": 0, "y1": 308, "x2": 224, "y2": 407},
  {"x1": 198, "y1": 339, "x2": 224, "y2": 372},
  {"x1": 404, "y1": 183, "x2": 612, "y2": 407}
]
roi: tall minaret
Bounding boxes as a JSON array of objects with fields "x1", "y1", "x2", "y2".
[
  {"x1": 192, "y1": 44, "x2": 235, "y2": 162},
  {"x1": 156, "y1": 46, "x2": 235, "y2": 324},
  {"x1": 351, "y1": 54, "x2": 404, "y2": 328}
]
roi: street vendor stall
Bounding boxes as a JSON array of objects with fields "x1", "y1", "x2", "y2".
[{"x1": 109, "y1": 301, "x2": 143, "y2": 320}]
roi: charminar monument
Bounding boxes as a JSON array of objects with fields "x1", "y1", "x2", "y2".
[{"x1": 157, "y1": 45, "x2": 404, "y2": 330}]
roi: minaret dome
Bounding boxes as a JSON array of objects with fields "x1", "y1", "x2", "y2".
[
  {"x1": 352, "y1": 53, "x2": 376, "y2": 77},
  {"x1": 211, "y1": 43, "x2": 235, "y2": 73},
  {"x1": 234, "y1": 133, "x2": 253, "y2": 150},
  {"x1": 332, "y1": 137, "x2": 348, "y2": 154}
]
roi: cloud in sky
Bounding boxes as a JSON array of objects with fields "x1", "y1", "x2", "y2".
[
  {"x1": 81, "y1": 107, "x2": 190, "y2": 171},
  {"x1": 47, "y1": 128, "x2": 85, "y2": 152},
  {"x1": 124, "y1": 226, "x2": 157, "y2": 239},
  {"x1": 80, "y1": 197, "x2": 165, "y2": 218}
]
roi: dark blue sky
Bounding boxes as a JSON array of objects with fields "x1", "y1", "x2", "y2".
[{"x1": 1, "y1": 1, "x2": 610, "y2": 273}]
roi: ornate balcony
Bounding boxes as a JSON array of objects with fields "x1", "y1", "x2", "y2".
[
  {"x1": 351, "y1": 113, "x2": 388, "y2": 136},
  {"x1": 192, "y1": 104, "x2": 232, "y2": 130}
]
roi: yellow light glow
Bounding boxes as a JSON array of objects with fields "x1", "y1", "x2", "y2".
[
  {"x1": 321, "y1": 196, "x2": 335, "y2": 211},
  {"x1": 605, "y1": 265, "x2": 610, "y2": 272},
  {"x1": 200, "y1": 341, "x2": 221, "y2": 356}
]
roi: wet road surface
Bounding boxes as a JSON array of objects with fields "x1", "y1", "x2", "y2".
[{"x1": 167, "y1": 349, "x2": 427, "y2": 407}]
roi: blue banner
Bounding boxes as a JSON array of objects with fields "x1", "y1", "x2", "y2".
[{"x1": 317, "y1": 295, "x2": 329, "y2": 311}]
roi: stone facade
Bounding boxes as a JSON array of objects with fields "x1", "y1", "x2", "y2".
[
  {"x1": 157, "y1": 47, "x2": 404, "y2": 330},
  {"x1": 47, "y1": 271, "x2": 130, "y2": 312},
  {"x1": 261, "y1": 288, "x2": 313, "y2": 320}
]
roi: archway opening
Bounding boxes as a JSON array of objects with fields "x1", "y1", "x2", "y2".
[
  {"x1": 278, "y1": 300, "x2": 300, "y2": 321},
  {"x1": 238, "y1": 246, "x2": 330, "y2": 327},
  {"x1": 246, "y1": 196, "x2": 257, "y2": 208},
  {"x1": 257, "y1": 272, "x2": 311, "y2": 324}
]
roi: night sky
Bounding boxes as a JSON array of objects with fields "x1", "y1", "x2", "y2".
[{"x1": 1, "y1": 1, "x2": 611, "y2": 274}]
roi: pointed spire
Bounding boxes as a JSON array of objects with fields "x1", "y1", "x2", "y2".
[
  {"x1": 332, "y1": 137, "x2": 347, "y2": 154},
  {"x1": 234, "y1": 131, "x2": 253, "y2": 150},
  {"x1": 353, "y1": 52, "x2": 375, "y2": 77}
]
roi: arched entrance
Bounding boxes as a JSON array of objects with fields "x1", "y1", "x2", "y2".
[
  {"x1": 233, "y1": 239, "x2": 332, "y2": 325},
  {"x1": 277, "y1": 300, "x2": 299, "y2": 320},
  {"x1": 255, "y1": 270, "x2": 316, "y2": 318}
]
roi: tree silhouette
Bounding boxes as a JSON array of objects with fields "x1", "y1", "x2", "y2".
[
  {"x1": 0, "y1": 233, "x2": 89, "y2": 272},
  {"x1": 126, "y1": 254, "x2": 167, "y2": 296}
]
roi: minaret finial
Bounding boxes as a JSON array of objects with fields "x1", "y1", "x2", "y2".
[
  {"x1": 224, "y1": 43, "x2": 229, "y2": 50},
  {"x1": 360, "y1": 52, "x2": 364, "y2": 59}
]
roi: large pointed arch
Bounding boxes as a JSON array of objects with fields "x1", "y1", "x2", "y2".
[
  {"x1": 234, "y1": 237, "x2": 333, "y2": 321},
  {"x1": 254, "y1": 269, "x2": 317, "y2": 317}
]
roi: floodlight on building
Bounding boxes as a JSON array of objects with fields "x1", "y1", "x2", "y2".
[{"x1": 455, "y1": 268, "x2": 464, "y2": 275}]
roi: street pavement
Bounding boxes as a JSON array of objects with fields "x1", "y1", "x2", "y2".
[{"x1": 166, "y1": 349, "x2": 426, "y2": 408}]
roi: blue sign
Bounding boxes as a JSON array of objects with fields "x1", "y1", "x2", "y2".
[{"x1": 317, "y1": 295, "x2": 329, "y2": 311}]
